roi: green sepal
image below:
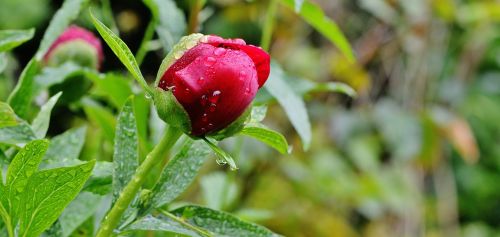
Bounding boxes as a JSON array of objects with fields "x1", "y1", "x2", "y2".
[
  {"x1": 155, "y1": 33, "x2": 206, "y2": 85},
  {"x1": 46, "y1": 40, "x2": 99, "y2": 69},
  {"x1": 153, "y1": 87, "x2": 192, "y2": 134},
  {"x1": 207, "y1": 107, "x2": 251, "y2": 141}
]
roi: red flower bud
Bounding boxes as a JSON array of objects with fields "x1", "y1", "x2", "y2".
[
  {"x1": 44, "y1": 25, "x2": 104, "y2": 69},
  {"x1": 157, "y1": 34, "x2": 270, "y2": 136}
]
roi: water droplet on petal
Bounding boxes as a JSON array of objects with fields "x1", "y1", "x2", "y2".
[
  {"x1": 214, "y1": 48, "x2": 226, "y2": 56},
  {"x1": 200, "y1": 95, "x2": 208, "y2": 106},
  {"x1": 204, "y1": 56, "x2": 216, "y2": 66},
  {"x1": 210, "y1": 90, "x2": 221, "y2": 103},
  {"x1": 209, "y1": 104, "x2": 216, "y2": 112},
  {"x1": 198, "y1": 76, "x2": 205, "y2": 82},
  {"x1": 245, "y1": 87, "x2": 251, "y2": 94},
  {"x1": 202, "y1": 113, "x2": 208, "y2": 122}
]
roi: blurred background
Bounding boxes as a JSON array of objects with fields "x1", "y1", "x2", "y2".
[{"x1": 1, "y1": 0, "x2": 500, "y2": 236}]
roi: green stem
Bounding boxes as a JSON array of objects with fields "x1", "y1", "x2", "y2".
[
  {"x1": 95, "y1": 127, "x2": 183, "y2": 237},
  {"x1": 135, "y1": 20, "x2": 156, "y2": 67},
  {"x1": 159, "y1": 210, "x2": 213, "y2": 237},
  {"x1": 0, "y1": 213, "x2": 14, "y2": 237},
  {"x1": 260, "y1": 0, "x2": 278, "y2": 51},
  {"x1": 187, "y1": 0, "x2": 203, "y2": 34}
]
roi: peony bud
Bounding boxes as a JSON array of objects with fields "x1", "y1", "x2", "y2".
[
  {"x1": 43, "y1": 25, "x2": 103, "y2": 69},
  {"x1": 155, "y1": 34, "x2": 270, "y2": 137}
]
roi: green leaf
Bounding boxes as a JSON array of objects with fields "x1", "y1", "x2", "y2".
[
  {"x1": 112, "y1": 97, "x2": 138, "y2": 202},
  {"x1": 6, "y1": 140, "x2": 49, "y2": 219},
  {"x1": 143, "y1": 0, "x2": 186, "y2": 51},
  {"x1": 150, "y1": 139, "x2": 210, "y2": 208},
  {"x1": 0, "y1": 102, "x2": 19, "y2": 128},
  {"x1": 58, "y1": 192, "x2": 102, "y2": 237},
  {"x1": 264, "y1": 62, "x2": 311, "y2": 150},
  {"x1": 0, "y1": 53, "x2": 7, "y2": 74},
  {"x1": 250, "y1": 105, "x2": 268, "y2": 123},
  {"x1": 7, "y1": 59, "x2": 41, "y2": 119},
  {"x1": 125, "y1": 215, "x2": 204, "y2": 237},
  {"x1": 200, "y1": 172, "x2": 238, "y2": 210},
  {"x1": 31, "y1": 92, "x2": 62, "y2": 138},
  {"x1": 203, "y1": 138, "x2": 238, "y2": 170},
  {"x1": 293, "y1": 0, "x2": 304, "y2": 12},
  {"x1": 280, "y1": 0, "x2": 355, "y2": 63},
  {"x1": 0, "y1": 123, "x2": 37, "y2": 145},
  {"x1": 240, "y1": 125, "x2": 289, "y2": 154},
  {"x1": 172, "y1": 205, "x2": 280, "y2": 237},
  {"x1": 90, "y1": 11, "x2": 151, "y2": 94},
  {"x1": 82, "y1": 161, "x2": 113, "y2": 195},
  {"x1": 288, "y1": 76, "x2": 356, "y2": 97},
  {"x1": 35, "y1": 62, "x2": 88, "y2": 89},
  {"x1": 0, "y1": 29, "x2": 35, "y2": 52},
  {"x1": 90, "y1": 73, "x2": 134, "y2": 109},
  {"x1": 35, "y1": 0, "x2": 89, "y2": 60},
  {"x1": 41, "y1": 126, "x2": 86, "y2": 169},
  {"x1": 83, "y1": 103, "x2": 116, "y2": 143},
  {"x1": 18, "y1": 160, "x2": 95, "y2": 237}
]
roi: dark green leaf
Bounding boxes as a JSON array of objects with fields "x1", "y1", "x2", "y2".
[
  {"x1": 112, "y1": 97, "x2": 138, "y2": 202},
  {"x1": 19, "y1": 160, "x2": 95, "y2": 237},
  {"x1": 7, "y1": 59, "x2": 41, "y2": 119},
  {"x1": 240, "y1": 125, "x2": 289, "y2": 154},
  {"x1": 41, "y1": 126, "x2": 86, "y2": 169},
  {"x1": 35, "y1": 62, "x2": 88, "y2": 89},
  {"x1": 31, "y1": 92, "x2": 62, "y2": 138},
  {"x1": 35, "y1": 0, "x2": 89, "y2": 59},
  {"x1": 172, "y1": 205, "x2": 280, "y2": 237},
  {"x1": 280, "y1": 0, "x2": 355, "y2": 62},
  {"x1": 0, "y1": 53, "x2": 6, "y2": 73},
  {"x1": 90, "y1": 11, "x2": 151, "y2": 94},
  {"x1": 0, "y1": 29, "x2": 35, "y2": 52},
  {"x1": 264, "y1": 62, "x2": 311, "y2": 150},
  {"x1": 150, "y1": 139, "x2": 210, "y2": 208}
]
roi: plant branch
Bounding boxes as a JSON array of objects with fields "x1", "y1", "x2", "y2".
[
  {"x1": 95, "y1": 127, "x2": 182, "y2": 237},
  {"x1": 188, "y1": 0, "x2": 204, "y2": 34}
]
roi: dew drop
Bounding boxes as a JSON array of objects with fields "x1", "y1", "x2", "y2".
[
  {"x1": 200, "y1": 95, "x2": 208, "y2": 106},
  {"x1": 198, "y1": 76, "x2": 205, "y2": 82},
  {"x1": 208, "y1": 104, "x2": 216, "y2": 112},
  {"x1": 214, "y1": 48, "x2": 226, "y2": 56},
  {"x1": 204, "y1": 56, "x2": 216, "y2": 66},
  {"x1": 201, "y1": 113, "x2": 208, "y2": 122},
  {"x1": 145, "y1": 93, "x2": 152, "y2": 100},
  {"x1": 216, "y1": 158, "x2": 227, "y2": 165},
  {"x1": 209, "y1": 90, "x2": 221, "y2": 103},
  {"x1": 245, "y1": 87, "x2": 251, "y2": 94}
]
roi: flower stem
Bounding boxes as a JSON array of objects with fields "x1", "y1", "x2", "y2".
[
  {"x1": 260, "y1": 0, "x2": 278, "y2": 51},
  {"x1": 188, "y1": 0, "x2": 203, "y2": 34},
  {"x1": 95, "y1": 127, "x2": 183, "y2": 237},
  {"x1": 135, "y1": 20, "x2": 156, "y2": 66}
]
